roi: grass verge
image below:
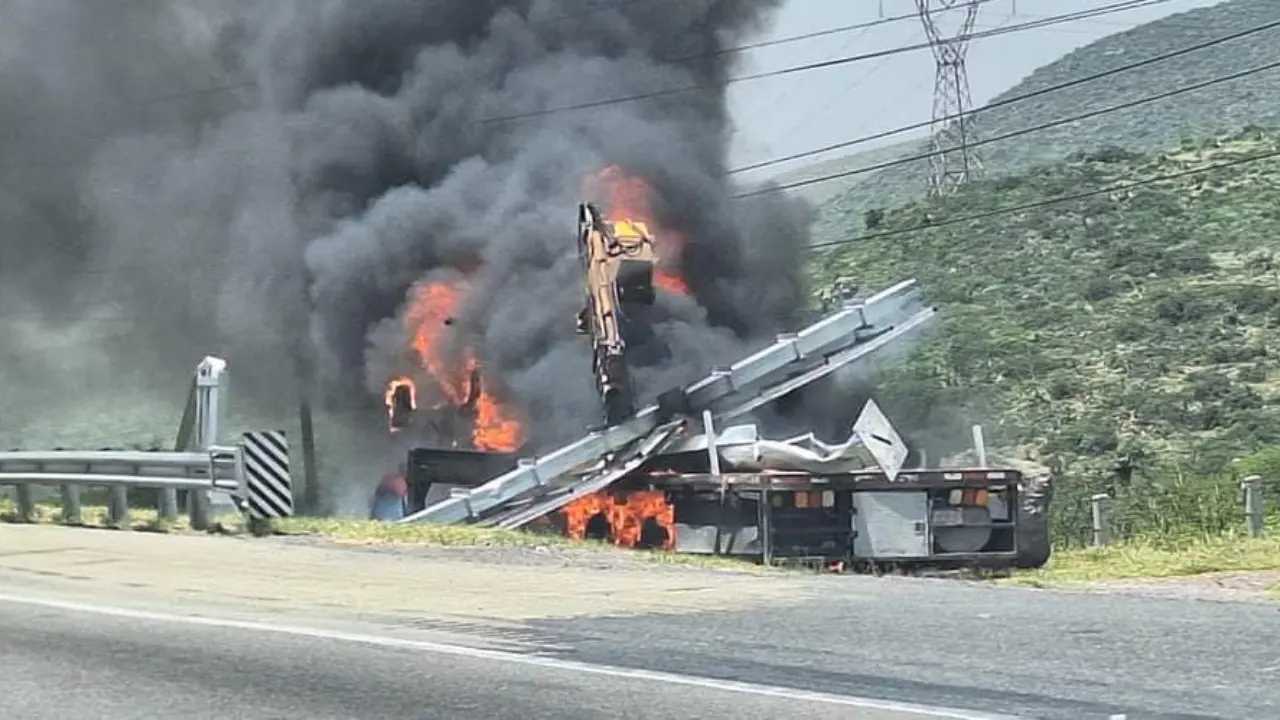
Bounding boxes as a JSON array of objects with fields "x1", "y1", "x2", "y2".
[
  {"x1": 273, "y1": 516, "x2": 575, "y2": 548},
  {"x1": 0, "y1": 498, "x2": 762, "y2": 571},
  {"x1": 0, "y1": 497, "x2": 240, "y2": 533},
  {"x1": 22, "y1": 497, "x2": 1274, "y2": 583},
  {"x1": 271, "y1": 517, "x2": 768, "y2": 571},
  {"x1": 1010, "y1": 531, "x2": 1280, "y2": 587}
]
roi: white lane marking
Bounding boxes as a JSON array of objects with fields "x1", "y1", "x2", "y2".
[{"x1": 0, "y1": 590, "x2": 1022, "y2": 720}]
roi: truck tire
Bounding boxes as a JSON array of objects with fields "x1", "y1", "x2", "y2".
[
  {"x1": 1014, "y1": 519, "x2": 1052, "y2": 569},
  {"x1": 1012, "y1": 465, "x2": 1054, "y2": 569}
]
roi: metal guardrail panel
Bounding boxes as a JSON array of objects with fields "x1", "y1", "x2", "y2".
[
  {"x1": 714, "y1": 308, "x2": 937, "y2": 420},
  {"x1": 489, "y1": 421, "x2": 684, "y2": 530},
  {"x1": 0, "y1": 473, "x2": 238, "y2": 491},
  {"x1": 683, "y1": 280, "x2": 923, "y2": 410},
  {"x1": 0, "y1": 451, "x2": 239, "y2": 481},
  {"x1": 404, "y1": 407, "x2": 666, "y2": 524}
]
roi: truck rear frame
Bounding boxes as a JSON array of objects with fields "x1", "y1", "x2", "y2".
[{"x1": 402, "y1": 449, "x2": 1045, "y2": 569}]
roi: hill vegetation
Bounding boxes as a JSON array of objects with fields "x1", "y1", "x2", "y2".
[
  {"x1": 760, "y1": 136, "x2": 924, "y2": 206},
  {"x1": 813, "y1": 0, "x2": 1280, "y2": 243},
  {"x1": 811, "y1": 127, "x2": 1280, "y2": 545}
]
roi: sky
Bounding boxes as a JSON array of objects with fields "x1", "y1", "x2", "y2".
[{"x1": 726, "y1": 0, "x2": 1229, "y2": 181}]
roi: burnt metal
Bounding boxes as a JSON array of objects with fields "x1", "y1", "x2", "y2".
[{"x1": 406, "y1": 448, "x2": 519, "y2": 513}]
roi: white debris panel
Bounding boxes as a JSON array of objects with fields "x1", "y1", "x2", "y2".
[{"x1": 664, "y1": 399, "x2": 910, "y2": 480}]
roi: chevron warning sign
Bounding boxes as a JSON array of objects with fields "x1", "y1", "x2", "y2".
[{"x1": 241, "y1": 430, "x2": 294, "y2": 519}]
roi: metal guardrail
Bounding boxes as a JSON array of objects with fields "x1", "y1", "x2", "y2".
[
  {"x1": 0, "y1": 446, "x2": 241, "y2": 530},
  {"x1": 2, "y1": 356, "x2": 298, "y2": 532}
]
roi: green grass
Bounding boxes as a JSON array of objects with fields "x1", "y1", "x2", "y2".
[
  {"x1": 1011, "y1": 532, "x2": 1280, "y2": 586},
  {"x1": 272, "y1": 516, "x2": 576, "y2": 547},
  {"x1": 0, "y1": 497, "x2": 240, "y2": 533},
  {"x1": 0, "y1": 497, "x2": 764, "y2": 571}
]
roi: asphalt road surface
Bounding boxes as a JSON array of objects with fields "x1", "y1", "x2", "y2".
[
  {"x1": 0, "y1": 593, "x2": 966, "y2": 720},
  {"x1": 1, "y1": 525, "x2": 1277, "y2": 719}
]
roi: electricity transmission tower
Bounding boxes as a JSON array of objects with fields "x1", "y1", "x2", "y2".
[{"x1": 916, "y1": 0, "x2": 984, "y2": 196}]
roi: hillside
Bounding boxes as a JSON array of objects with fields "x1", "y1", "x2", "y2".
[
  {"x1": 762, "y1": 136, "x2": 924, "y2": 206},
  {"x1": 811, "y1": 127, "x2": 1280, "y2": 543},
  {"x1": 813, "y1": 0, "x2": 1280, "y2": 244}
]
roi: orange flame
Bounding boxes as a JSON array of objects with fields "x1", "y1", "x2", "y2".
[
  {"x1": 383, "y1": 377, "x2": 418, "y2": 433},
  {"x1": 405, "y1": 282, "x2": 473, "y2": 406},
  {"x1": 388, "y1": 279, "x2": 524, "y2": 452},
  {"x1": 473, "y1": 387, "x2": 522, "y2": 452},
  {"x1": 562, "y1": 490, "x2": 675, "y2": 550},
  {"x1": 589, "y1": 165, "x2": 689, "y2": 295}
]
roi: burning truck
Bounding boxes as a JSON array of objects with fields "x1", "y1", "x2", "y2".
[
  {"x1": 369, "y1": 166, "x2": 1052, "y2": 570},
  {"x1": 390, "y1": 402, "x2": 1053, "y2": 570}
]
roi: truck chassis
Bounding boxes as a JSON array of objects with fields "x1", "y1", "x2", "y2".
[{"x1": 401, "y1": 449, "x2": 1049, "y2": 570}]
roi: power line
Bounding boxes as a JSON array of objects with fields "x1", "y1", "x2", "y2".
[
  {"x1": 729, "y1": 12, "x2": 1280, "y2": 176},
  {"x1": 807, "y1": 145, "x2": 1280, "y2": 252},
  {"x1": 757, "y1": 24, "x2": 916, "y2": 153},
  {"x1": 733, "y1": 57, "x2": 1280, "y2": 199},
  {"x1": 739, "y1": 11, "x2": 934, "y2": 152},
  {"x1": 477, "y1": 0, "x2": 1175, "y2": 124},
  {"x1": 98, "y1": 1, "x2": 980, "y2": 116},
  {"x1": 668, "y1": 0, "x2": 1001, "y2": 63}
]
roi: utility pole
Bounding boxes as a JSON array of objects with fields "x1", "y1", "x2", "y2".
[{"x1": 916, "y1": 0, "x2": 984, "y2": 196}]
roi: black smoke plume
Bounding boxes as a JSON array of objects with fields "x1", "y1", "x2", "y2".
[{"x1": 0, "y1": 1, "x2": 813, "y2": 483}]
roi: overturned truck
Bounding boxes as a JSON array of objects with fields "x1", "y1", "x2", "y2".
[
  {"x1": 398, "y1": 401, "x2": 1052, "y2": 570},
  {"x1": 393, "y1": 276, "x2": 1052, "y2": 570}
]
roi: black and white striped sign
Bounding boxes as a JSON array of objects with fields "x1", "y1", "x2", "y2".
[{"x1": 241, "y1": 430, "x2": 294, "y2": 519}]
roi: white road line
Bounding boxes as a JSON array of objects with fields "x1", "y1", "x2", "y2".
[{"x1": 0, "y1": 590, "x2": 1023, "y2": 720}]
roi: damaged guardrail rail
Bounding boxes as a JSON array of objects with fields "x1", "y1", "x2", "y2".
[{"x1": 400, "y1": 278, "x2": 936, "y2": 525}]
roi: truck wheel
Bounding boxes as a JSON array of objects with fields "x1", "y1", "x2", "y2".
[{"x1": 1014, "y1": 522, "x2": 1052, "y2": 569}]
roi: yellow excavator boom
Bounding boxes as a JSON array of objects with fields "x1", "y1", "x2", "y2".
[{"x1": 575, "y1": 202, "x2": 658, "y2": 425}]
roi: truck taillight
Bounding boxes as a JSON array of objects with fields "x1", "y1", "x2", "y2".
[
  {"x1": 943, "y1": 471, "x2": 1008, "y2": 482},
  {"x1": 948, "y1": 488, "x2": 990, "y2": 506},
  {"x1": 774, "y1": 490, "x2": 836, "y2": 508}
]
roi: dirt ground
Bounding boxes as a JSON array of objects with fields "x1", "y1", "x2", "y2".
[
  {"x1": 1078, "y1": 569, "x2": 1280, "y2": 604},
  {"x1": 0, "y1": 524, "x2": 809, "y2": 625},
  {"x1": 4, "y1": 524, "x2": 1277, "y2": 627}
]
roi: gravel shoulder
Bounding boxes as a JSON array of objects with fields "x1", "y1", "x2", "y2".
[
  {"x1": 0, "y1": 524, "x2": 804, "y2": 625},
  {"x1": 1060, "y1": 569, "x2": 1280, "y2": 604}
]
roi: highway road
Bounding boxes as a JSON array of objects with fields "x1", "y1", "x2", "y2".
[
  {"x1": 0, "y1": 525, "x2": 1277, "y2": 719},
  {"x1": 0, "y1": 592, "x2": 963, "y2": 720}
]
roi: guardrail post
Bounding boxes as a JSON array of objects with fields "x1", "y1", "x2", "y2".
[
  {"x1": 107, "y1": 485, "x2": 130, "y2": 528},
  {"x1": 14, "y1": 484, "x2": 35, "y2": 523},
  {"x1": 59, "y1": 484, "x2": 82, "y2": 525},
  {"x1": 1242, "y1": 475, "x2": 1264, "y2": 537},
  {"x1": 158, "y1": 488, "x2": 178, "y2": 523},
  {"x1": 1090, "y1": 493, "x2": 1112, "y2": 547},
  {"x1": 188, "y1": 489, "x2": 211, "y2": 531}
]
